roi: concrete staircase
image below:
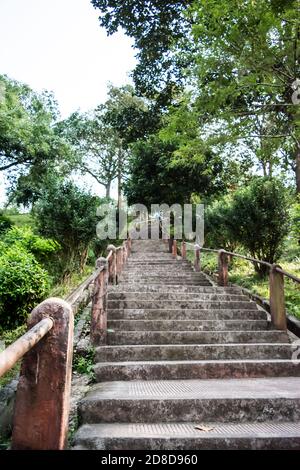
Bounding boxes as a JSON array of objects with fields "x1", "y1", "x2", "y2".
[{"x1": 74, "y1": 240, "x2": 300, "y2": 449}]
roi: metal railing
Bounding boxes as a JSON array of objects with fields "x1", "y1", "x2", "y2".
[
  {"x1": 175, "y1": 240, "x2": 300, "y2": 332},
  {"x1": 0, "y1": 237, "x2": 132, "y2": 450}
]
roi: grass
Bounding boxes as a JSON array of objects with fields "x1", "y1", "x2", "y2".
[
  {"x1": 50, "y1": 265, "x2": 94, "y2": 299},
  {"x1": 7, "y1": 213, "x2": 34, "y2": 228},
  {"x1": 0, "y1": 266, "x2": 95, "y2": 388},
  {"x1": 0, "y1": 325, "x2": 26, "y2": 387},
  {"x1": 186, "y1": 241, "x2": 300, "y2": 319}
]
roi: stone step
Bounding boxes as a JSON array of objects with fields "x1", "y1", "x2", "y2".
[
  {"x1": 108, "y1": 308, "x2": 266, "y2": 320},
  {"x1": 126, "y1": 260, "x2": 190, "y2": 265},
  {"x1": 109, "y1": 285, "x2": 241, "y2": 294},
  {"x1": 119, "y1": 280, "x2": 212, "y2": 286},
  {"x1": 95, "y1": 343, "x2": 293, "y2": 362},
  {"x1": 74, "y1": 420, "x2": 300, "y2": 450},
  {"x1": 130, "y1": 254, "x2": 173, "y2": 258},
  {"x1": 107, "y1": 330, "x2": 289, "y2": 345},
  {"x1": 94, "y1": 359, "x2": 300, "y2": 382},
  {"x1": 124, "y1": 270, "x2": 195, "y2": 275},
  {"x1": 108, "y1": 300, "x2": 257, "y2": 310},
  {"x1": 107, "y1": 319, "x2": 269, "y2": 331},
  {"x1": 121, "y1": 273, "x2": 208, "y2": 278},
  {"x1": 109, "y1": 293, "x2": 249, "y2": 302},
  {"x1": 78, "y1": 377, "x2": 300, "y2": 424}
]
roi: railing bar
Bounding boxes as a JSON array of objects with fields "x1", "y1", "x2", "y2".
[
  {"x1": 65, "y1": 267, "x2": 103, "y2": 305},
  {"x1": 221, "y1": 251, "x2": 273, "y2": 267},
  {"x1": 0, "y1": 317, "x2": 54, "y2": 378},
  {"x1": 200, "y1": 247, "x2": 219, "y2": 253},
  {"x1": 275, "y1": 267, "x2": 300, "y2": 284}
]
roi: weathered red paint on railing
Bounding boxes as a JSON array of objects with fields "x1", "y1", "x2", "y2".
[
  {"x1": 174, "y1": 240, "x2": 299, "y2": 332},
  {"x1": 0, "y1": 318, "x2": 54, "y2": 378},
  {"x1": 91, "y1": 239, "x2": 131, "y2": 345},
  {"x1": 11, "y1": 298, "x2": 73, "y2": 450},
  {"x1": 0, "y1": 236, "x2": 132, "y2": 450}
]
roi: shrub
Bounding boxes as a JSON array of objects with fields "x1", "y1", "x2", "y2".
[
  {"x1": 229, "y1": 178, "x2": 290, "y2": 276},
  {"x1": 33, "y1": 181, "x2": 102, "y2": 279},
  {"x1": 0, "y1": 247, "x2": 50, "y2": 328},
  {"x1": 291, "y1": 196, "x2": 300, "y2": 246},
  {"x1": 0, "y1": 213, "x2": 13, "y2": 235},
  {"x1": 205, "y1": 195, "x2": 238, "y2": 251},
  {"x1": 2, "y1": 226, "x2": 60, "y2": 263}
]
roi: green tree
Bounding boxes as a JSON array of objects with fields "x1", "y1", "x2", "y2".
[
  {"x1": 189, "y1": 0, "x2": 300, "y2": 191},
  {"x1": 124, "y1": 134, "x2": 224, "y2": 207},
  {"x1": 0, "y1": 75, "x2": 72, "y2": 204},
  {"x1": 0, "y1": 75, "x2": 70, "y2": 174},
  {"x1": 229, "y1": 178, "x2": 290, "y2": 275},
  {"x1": 91, "y1": 1, "x2": 191, "y2": 99},
  {"x1": 57, "y1": 111, "x2": 120, "y2": 198},
  {"x1": 33, "y1": 181, "x2": 102, "y2": 279}
]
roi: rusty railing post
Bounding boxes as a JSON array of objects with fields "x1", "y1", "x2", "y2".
[
  {"x1": 123, "y1": 242, "x2": 128, "y2": 264},
  {"x1": 194, "y1": 244, "x2": 201, "y2": 272},
  {"x1": 91, "y1": 257, "x2": 108, "y2": 345},
  {"x1": 172, "y1": 239, "x2": 177, "y2": 258},
  {"x1": 218, "y1": 249, "x2": 228, "y2": 286},
  {"x1": 181, "y1": 241, "x2": 187, "y2": 260},
  {"x1": 116, "y1": 248, "x2": 122, "y2": 284},
  {"x1": 168, "y1": 235, "x2": 174, "y2": 253},
  {"x1": 269, "y1": 264, "x2": 287, "y2": 330},
  {"x1": 107, "y1": 245, "x2": 117, "y2": 284},
  {"x1": 11, "y1": 298, "x2": 73, "y2": 450}
]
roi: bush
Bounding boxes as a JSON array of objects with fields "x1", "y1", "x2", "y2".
[
  {"x1": 229, "y1": 178, "x2": 290, "y2": 275},
  {"x1": 291, "y1": 196, "x2": 300, "y2": 245},
  {"x1": 33, "y1": 181, "x2": 102, "y2": 279},
  {"x1": 0, "y1": 247, "x2": 50, "y2": 328},
  {"x1": 205, "y1": 195, "x2": 238, "y2": 251},
  {"x1": 0, "y1": 213, "x2": 13, "y2": 235},
  {"x1": 2, "y1": 226, "x2": 60, "y2": 264}
]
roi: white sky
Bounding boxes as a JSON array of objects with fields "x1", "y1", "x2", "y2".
[{"x1": 0, "y1": 0, "x2": 137, "y2": 203}]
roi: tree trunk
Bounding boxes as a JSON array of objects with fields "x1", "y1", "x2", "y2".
[
  {"x1": 105, "y1": 181, "x2": 111, "y2": 199},
  {"x1": 79, "y1": 247, "x2": 89, "y2": 273},
  {"x1": 296, "y1": 143, "x2": 300, "y2": 194},
  {"x1": 118, "y1": 145, "x2": 122, "y2": 209}
]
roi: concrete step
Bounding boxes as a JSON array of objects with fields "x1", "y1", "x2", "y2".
[
  {"x1": 107, "y1": 319, "x2": 269, "y2": 331},
  {"x1": 94, "y1": 359, "x2": 300, "y2": 382},
  {"x1": 74, "y1": 420, "x2": 300, "y2": 450},
  {"x1": 121, "y1": 273, "x2": 208, "y2": 278},
  {"x1": 109, "y1": 293, "x2": 249, "y2": 302},
  {"x1": 118, "y1": 280, "x2": 212, "y2": 286},
  {"x1": 126, "y1": 260, "x2": 191, "y2": 265},
  {"x1": 109, "y1": 285, "x2": 241, "y2": 294},
  {"x1": 96, "y1": 343, "x2": 293, "y2": 362},
  {"x1": 107, "y1": 330, "x2": 289, "y2": 345},
  {"x1": 108, "y1": 308, "x2": 266, "y2": 320},
  {"x1": 78, "y1": 377, "x2": 300, "y2": 424},
  {"x1": 108, "y1": 300, "x2": 257, "y2": 310}
]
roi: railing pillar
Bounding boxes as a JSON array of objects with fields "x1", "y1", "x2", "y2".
[
  {"x1": 181, "y1": 241, "x2": 187, "y2": 260},
  {"x1": 218, "y1": 249, "x2": 228, "y2": 286},
  {"x1": 168, "y1": 235, "x2": 174, "y2": 253},
  {"x1": 11, "y1": 298, "x2": 73, "y2": 450},
  {"x1": 172, "y1": 239, "x2": 177, "y2": 258},
  {"x1": 194, "y1": 244, "x2": 201, "y2": 272},
  {"x1": 91, "y1": 258, "x2": 108, "y2": 345},
  {"x1": 116, "y1": 249, "x2": 122, "y2": 284},
  {"x1": 107, "y1": 245, "x2": 117, "y2": 284},
  {"x1": 269, "y1": 264, "x2": 287, "y2": 330}
]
